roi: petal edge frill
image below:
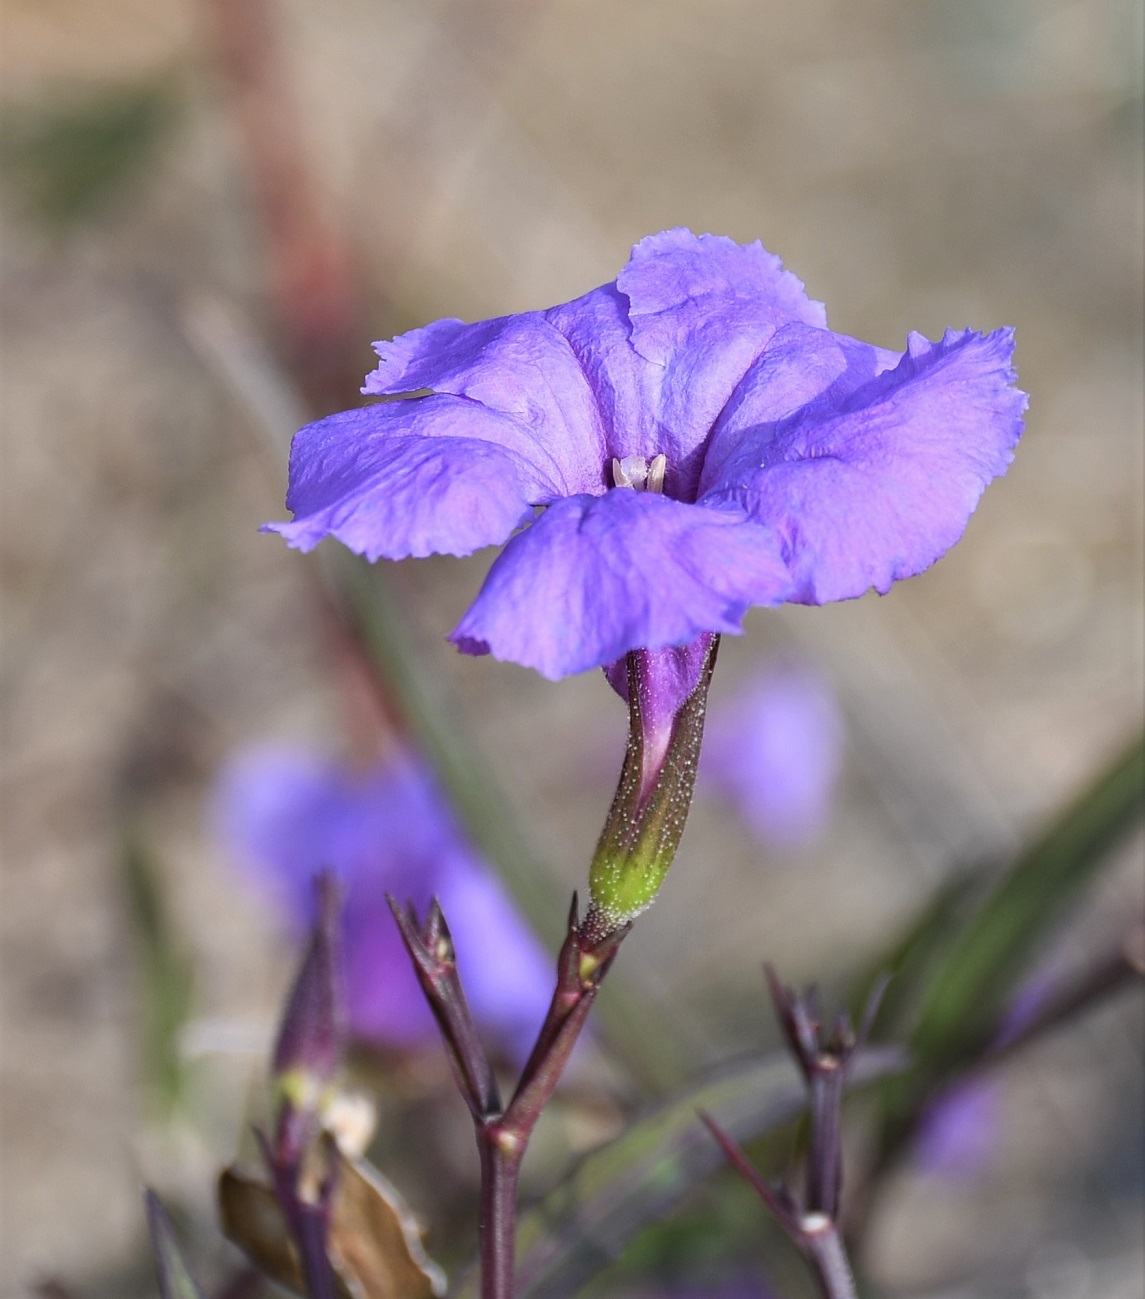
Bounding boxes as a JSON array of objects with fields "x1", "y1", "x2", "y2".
[
  {"x1": 618, "y1": 229, "x2": 828, "y2": 367},
  {"x1": 701, "y1": 327, "x2": 1026, "y2": 603},
  {"x1": 613, "y1": 230, "x2": 830, "y2": 494},
  {"x1": 449, "y1": 492, "x2": 793, "y2": 679}
]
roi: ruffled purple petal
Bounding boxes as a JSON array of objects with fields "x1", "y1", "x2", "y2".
[
  {"x1": 264, "y1": 397, "x2": 561, "y2": 560},
  {"x1": 615, "y1": 230, "x2": 829, "y2": 497},
  {"x1": 364, "y1": 311, "x2": 609, "y2": 493},
  {"x1": 450, "y1": 491, "x2": 792, "y2": 680},
  {"x1": 700, "y1": 327, "x2": 1026, "y2": 603},
  {"x1": 619, "y1": 229, "x2": 827, "y2": 365}
]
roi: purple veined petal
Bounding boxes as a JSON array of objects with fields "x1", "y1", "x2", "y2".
[
  {"x1": 449, "y1": 491, "x2": 793, "y2": 680},
  {"x1": 363, "y1": 311, "x2": 610, "y2": 494},
  {"x1": 616, "y1": 230, "x2": 829, "y2": 498},
  {"x1": 544, "y1": 282, "x2": 662, "y2": 477},
  {"x1": 698, "y1": 323, "x2": 901, "y2": 494},
  {"x1": 603, "y1": 636, "x2": 717, "y2": 803},
  {"x1": 702, "y1": 665, "x2": 844, "y2": 850},
  {"x1": 433, "y1": 854, "x2": 554, "y2": 1060},
  {"x1": 619, "y1": 229, "x2": 828, "y2": 366},
  {"x1": 263, "y1": 396, "x2": 564, "y2": 560},
  {"x1": 700, "y1": 327, "x2": 1027, "y2": 603}
]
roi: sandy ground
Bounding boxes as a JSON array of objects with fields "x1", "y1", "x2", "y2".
[{"x1": 1, "y1": 1, "x2": 1143, "y2": 1295}]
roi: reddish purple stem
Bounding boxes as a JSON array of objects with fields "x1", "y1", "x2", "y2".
[{"x1": 391, "y1": 893, "x2": 628, "y2": 1299}]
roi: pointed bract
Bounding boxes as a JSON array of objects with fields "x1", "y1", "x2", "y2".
[
  {"x1": 273, "y1": 873, "x2": 343, "y2": 1094},
  {"x1": 145, "y1": 1191, "x2": 207, "y2": 1299}
]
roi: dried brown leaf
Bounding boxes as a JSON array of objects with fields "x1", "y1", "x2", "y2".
[{"x1": 219, "y1": 1154, "x2": 445, "y2": 1299}]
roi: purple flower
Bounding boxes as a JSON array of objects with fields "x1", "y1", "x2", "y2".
[
  {"x1": 914, "y1": 1077, "x2": 1002, "y2": 1179},
  {"x1": 213, "y1": 746, "x2": 553, "y2": 1055},
  {"x1": 702, "y1": 665, "x2": 844, "y2": 850},
  {"x1": 913, "y1": 968, "x2": 1054, "y2": 1179},
  {"x1": 266, "y1": 229, "x2": 1025, "y2": 685}
]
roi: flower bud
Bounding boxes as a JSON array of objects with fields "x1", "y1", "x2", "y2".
[
  {"x1": 272, "y1": 873, "x2": 343, "y2": 1158},
  {"x1": 588, "y1": 635, "x2": 718, "y2": 931}
]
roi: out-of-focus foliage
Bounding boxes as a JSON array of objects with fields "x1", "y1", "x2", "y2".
[
  {"x1": 910, "y1": 731, "x2": 1143, "y2": 1068},
  {"x1": 122, "y1": 831, "x2": 196, "y2": 1119},
  {"x1": 1, "y1": 78, "x2": 180, "y2": 231},
  {"x1": 145, "y1": 1191, "x2": 206, "y2": 1299},
  {"x1": 859, "y1": 730, "x2": 1144, "y2": 1168}
]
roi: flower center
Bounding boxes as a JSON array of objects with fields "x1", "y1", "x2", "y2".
[{"x1": 611, "y1": 454, "x2": 667, "y2": 494}]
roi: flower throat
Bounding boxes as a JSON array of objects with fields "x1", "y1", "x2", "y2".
[{"x1": 611, "y1": 453, "x2": 667, "y2": 493}]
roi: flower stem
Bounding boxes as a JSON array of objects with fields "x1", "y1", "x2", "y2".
[
  {"x1": 804, "y1": 1218, "x2": 858, "y2": 1299},
  {"x1": 478, "y1": 1129, "x2": 524, "y2": 1299},
  {"x1": 806, "y1": 1065, "x2": 845, "y2": 1218},
  {"x1": 392, "y1": 894, "x2": 629, "y2": 1299},
  {"x1": 704, "y1": 971, "x2": 881, "y2": 1299}
]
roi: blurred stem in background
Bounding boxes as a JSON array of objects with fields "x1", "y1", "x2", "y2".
[
  {"x1": 198, "y1": 0, "x2": 361, "y2": 415},
  {"x1": 701, "y1": 971, "x2": 890, "y2": 1299},
  {"x1": 190, "y1": 0, "x2": 688, "y2": 1092}
]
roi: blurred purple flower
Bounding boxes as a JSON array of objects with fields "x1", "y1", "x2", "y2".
[
  {"x1": 913, "y1": 966, "x2": 1055, "y2": 1178},
  {"x1": 266, "y1": 228, "x2": 1025, "y2": 691},
  {"x1": 213, "y1": 746, "x2": 552, "y2": 1055},
  {"x1": 702, "y1": 666, "x2": 844, "y2": 850},
  {"x1": 914, "y1": 1077, "x2": 1002, "y2": 1179}
]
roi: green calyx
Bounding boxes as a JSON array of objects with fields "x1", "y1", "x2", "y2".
[{"x1": 588, "y1": 640, "x2": 718, "y2": 930}]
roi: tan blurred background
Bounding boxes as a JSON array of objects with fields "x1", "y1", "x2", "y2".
[{"x1": 1, "y1": 1, "x2": 1142, "y2": 1296}]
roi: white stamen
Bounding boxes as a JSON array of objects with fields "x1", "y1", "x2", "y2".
[
  {"x1": 611, "y1": 453, "x2": 668, "y2": 494},
  {"x1": 612, "y1": 456, "x2": 636, "y2": 489}
]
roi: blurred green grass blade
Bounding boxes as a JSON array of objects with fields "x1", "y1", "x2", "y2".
[
  {"x1": 849, "y1": 870, "x2": 982, "y2": 1038},
  {"x1": 145, "y1": 1190, "x2": 207, "y2": 1299},
  {"x1": 868, "y1": 730, "x2": 1144, "y2": 1172},
  {"x1": 332, "y1": 551, "x2": 690, "y2": 1092},
  {"x1": 122, "y1": 829, "x2": 196, "y2": 1117},
  {"x1": 910, "y1": 730, "x2": 1144, "y2": 1071},
  {"x1": 451, "y1": 1046, "x2": 904, "y2": 1299},
  {"x1": 1, "y1": 78, "x2": 180, "y2": 230}
]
